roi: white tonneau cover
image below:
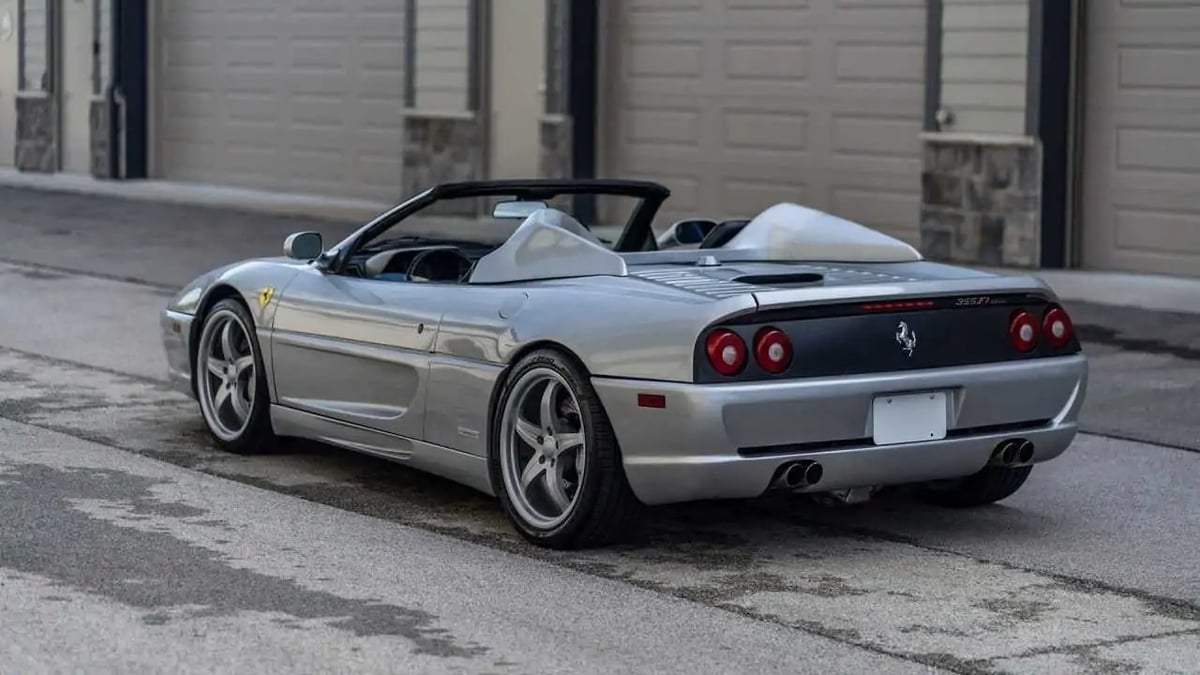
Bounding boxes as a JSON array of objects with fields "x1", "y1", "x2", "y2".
[{"x1": 725, "y1": 202, "x2": 923, "y2": 263}]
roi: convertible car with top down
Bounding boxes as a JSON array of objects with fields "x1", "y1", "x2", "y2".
[{"x1": 161, "y1": 179, "x2": 1088, "y2": 549}]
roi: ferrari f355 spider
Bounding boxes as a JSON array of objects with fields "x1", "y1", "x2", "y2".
[{"x1": 161, "y1": 179, "x2": 1087, "y2": 548}]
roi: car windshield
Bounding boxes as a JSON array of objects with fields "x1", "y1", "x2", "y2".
[{"x1": 360, "y1": 193, "x2": 645, "y2": 251}]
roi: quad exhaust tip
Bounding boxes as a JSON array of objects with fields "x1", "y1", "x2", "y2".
[{"x1": 992, "y1": 438, "x2": 1035, "y2": 466}]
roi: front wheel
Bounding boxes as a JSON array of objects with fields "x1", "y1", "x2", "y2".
[
  {"x1": 490, "y1": 349, "x2": 642, "y2": 549},
  {"x1": 914, "y1": 464, "x2": 1032, "y2": 507},
  {"x1": 194, "y1": 298, "x2": 278, "y2": 455}
]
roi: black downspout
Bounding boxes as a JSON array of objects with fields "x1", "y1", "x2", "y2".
[
  {"x1": 1033, "y1": 0, "x2": 1071, "y2": 269},
  {"x1": 923, "y1": 0, "x2": 943, "y2": 132},
  {"x1": 567, "y1": 0, "x2": 598, "y2": 225},
  {"x1": 111, "y1": 0, "x2": 148, "y2": 179}
]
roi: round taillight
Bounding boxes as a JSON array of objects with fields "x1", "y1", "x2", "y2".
[
  {"x1": 1043, "y1": 305, "x2": 1073, "y2": 348},
  {"x1": 1008, "y1": 310, "x2": 1039, "y2": 352},
  {"x1": 705, "y1": 329, "x2": 747, "y2": 376},
  {"x1": 753, "y1": 327, "x2": 792, "y2": 374}
]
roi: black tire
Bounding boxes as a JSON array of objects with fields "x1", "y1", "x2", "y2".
[
  {"x1": 489, "y1": 348, "x2": 643, "y2": 549},
  {"x1": 914, "y1": 464, "x2": 1032, "y2": 507},
  {"x1": 194, "y1": 297, "x2": 278, "y2": 455}
]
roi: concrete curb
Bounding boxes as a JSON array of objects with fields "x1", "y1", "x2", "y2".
[{"x1": 4, "y1": 169, "x2": 1199, "y2": 315}]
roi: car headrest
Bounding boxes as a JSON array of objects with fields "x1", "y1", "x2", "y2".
[{"x1": 700, "y1": 219, "x2": 751, "y2": 249}]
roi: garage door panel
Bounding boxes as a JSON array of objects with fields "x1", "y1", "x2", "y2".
[
  {"x1": 832, "y1": 185, "x2": 919, "y2": 238},
  {"x1": 833, "y1": 114, "x2": 921, "y2": 158},
  {"x1": 833, "y1": 41, "x2": 923, "y2": 82},
  {"x1": 722, "y1": 180, "x2": 810, "y2": 216},
  {"x1": 1113, "y1": 206, "x2": 1200, "y2": 256},
  {"x1": 623, "y1": 107, "x2": 705, "y2": 146},
  {"x1": 1115, "y1": 125, "x2": 1200, "y2": 175},
  {"x1": 723, "y1": 109, "x2": 809, "y2": 150},
  {"x1": 726, "y1": 41, "x2": 812, "y2": 80},
  {"x1": 1089, "y1": 1, "x2": 1200, "y2": 29}
]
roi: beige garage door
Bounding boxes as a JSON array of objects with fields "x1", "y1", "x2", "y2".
[
  {"x1": 1080, "y1": 3, "x2": 1200, "y2": 277},
  {"x1": 153, "y1": 2, "x2": 407, "y2": 202},
  {"x1": 600, "y1": 0, "x2": 926, "y2": 243}
]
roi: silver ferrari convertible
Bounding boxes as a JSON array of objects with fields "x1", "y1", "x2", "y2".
[{"x1": 161, "y1": 179, "x2": 1088, "y2": 548}]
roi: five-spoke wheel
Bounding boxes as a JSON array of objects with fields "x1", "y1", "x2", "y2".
[
  {"x1": 195, "y1": 298, "x2": 276, "y2": 454},
  {"x1": 491, "y1": 349, "x2": 641, "y2": 548},
  {"x1": 500, "y1": 368, "x2": 588, "y2": 529}
]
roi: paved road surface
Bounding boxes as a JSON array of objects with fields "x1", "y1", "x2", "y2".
[{"x1": 1, "y1": 189, "x2": 1199, "y2": 673}]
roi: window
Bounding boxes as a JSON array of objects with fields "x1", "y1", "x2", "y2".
[
  {"x1": 544, "y1": 0, "x2": 569, "y2": 116},
  {"x1": 404, "y1": 0, "x2": 481, "y2": 112},
  {"x1": 18, "y1": 0, "x2": 52, "y2": 92},
  {"x1": 93, "y1": 0, "x2": 111, "y2": 96}
]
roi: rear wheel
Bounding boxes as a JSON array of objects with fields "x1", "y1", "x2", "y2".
[
  {"x1": 194, "y1": 298, "x2": 278, "y2": 455},
  {"x1": 490, "y1": 349, "x2": 642, "y2": 549},
  {"x1": 914, "y1": 464, "x2": 1032, "y2": 507}
]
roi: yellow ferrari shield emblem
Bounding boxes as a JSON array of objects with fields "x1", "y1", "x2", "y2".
[{"x1": 257, "y1": 286, "x2": 275, "y2": 309}]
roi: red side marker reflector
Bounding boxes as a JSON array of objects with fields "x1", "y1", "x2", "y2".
[
  {"x1": 862, "y1": 300, "x2": 936, "y2": 311},
  {"x1": 637, "y1": 393, "x2": 666, "y2": 409}
]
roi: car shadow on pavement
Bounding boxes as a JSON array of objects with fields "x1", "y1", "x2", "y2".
[{"x1": 255, "y1": 436, "x2": 1049, "y2": 564}]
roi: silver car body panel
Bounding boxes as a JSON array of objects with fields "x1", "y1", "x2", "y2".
[{"x1": 161, "y1": 200, "x2": 1087, "y2": 505}]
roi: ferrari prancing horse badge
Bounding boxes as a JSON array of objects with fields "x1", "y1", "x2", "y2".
[
  {"x1": 257, "y1": 286, "x2": 275, "y2": 309},
  {"x1": 895, "y1": 321, "x2": 917, "y2": 357}
]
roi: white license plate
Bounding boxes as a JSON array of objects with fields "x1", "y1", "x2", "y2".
[{"x1": 872, "y1": 392, "x2": 948, "y2": 445}]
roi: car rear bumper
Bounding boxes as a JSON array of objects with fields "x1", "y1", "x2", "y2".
[
  {"x1": 591, "y1": 354, "x2": 1087, "y2": 506},
  {"x1": 161, "y1": 309, "x2": 196, "y2": 398}
]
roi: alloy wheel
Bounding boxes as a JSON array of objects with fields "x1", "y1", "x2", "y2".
[
  {"x1": 499, "y1": 367, "x2": 588, "y2": 529},
  {"x1": 196, "y1": 308, "x2": 257, "y2": 442}
]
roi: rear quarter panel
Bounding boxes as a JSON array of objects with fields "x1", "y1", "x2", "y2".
[{"x1": 462, "y1": 277, "x2": 756, "y2": 382}]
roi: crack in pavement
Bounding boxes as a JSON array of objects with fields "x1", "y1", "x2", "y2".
[
  {"x1": 998, "y1": 626, "x2": 1200, "y2": 659},
  {"x1": 0, "y1": 462, "x2": 488, "y2": 658},
  {"x1": 986, "y1": 627, "x2": 1200, "y2": 675}
]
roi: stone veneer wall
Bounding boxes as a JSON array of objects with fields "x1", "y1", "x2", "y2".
[
  {"x1": 539, "y1": 118, "x2": 572, "y2": 179},
  {"x1": 15, "y1": 96, "x2": 56, "y2": 172},
  {"x1": 919, "y1": 135, "x2": 1042, "y2": 267},
  {"x1": 403, "y1": 114, "x2": 485, "y2": 216},
  {"x1": 90, "y1": 99, "x2": 113, "y2": 178}
]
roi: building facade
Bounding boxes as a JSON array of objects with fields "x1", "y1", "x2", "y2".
[{"x1": 2, "y1": 1, "x2": 1198, "y2": 278}]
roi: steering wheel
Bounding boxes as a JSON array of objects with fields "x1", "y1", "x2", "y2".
[{"x1": 406, "y1": 247, "x2": 473, "y2": 282}]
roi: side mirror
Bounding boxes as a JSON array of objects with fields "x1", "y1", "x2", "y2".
[
  {"x1": 492, "y1": 199, "x2": 549, "y2": 219},
  {"x1": 657, "y1": 218, "x2": 718, "y2": 248},
  {"x1": 284, "y1": 231, "x2": 323, "y2": 260}
]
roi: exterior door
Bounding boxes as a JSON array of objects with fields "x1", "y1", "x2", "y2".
[
  {"x1": 599, "y1": 0, "x2": 926, "y2": 243},
  {"x1": 153, "y1": 1, "x2": 407, "y2": 202},
  {"x1": 1078, "y1": 2, "x2": 1200, "y2": 277},
  {"x1": 58, "y1": 0, "x2": 92, "y2": 173},
  {"x1": 0, "y1": 0, "x2": 16, "y2": 166},
  {"x1": 269, "y1": 266, "x2": 450, "y2": 441}
]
